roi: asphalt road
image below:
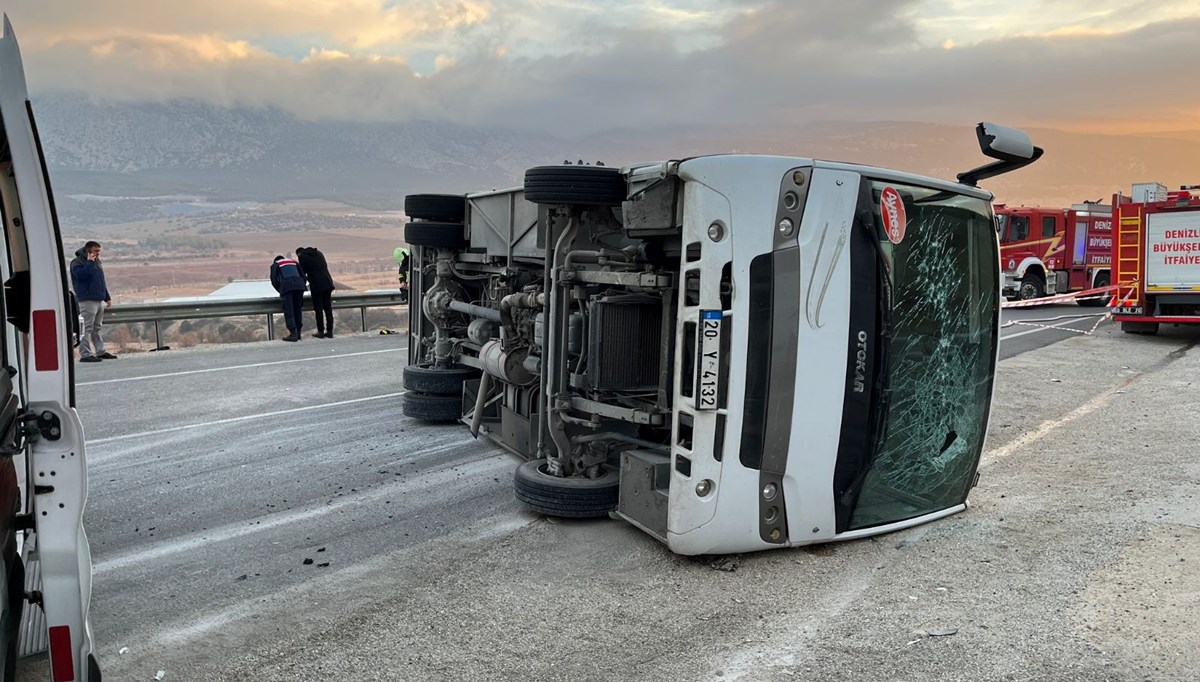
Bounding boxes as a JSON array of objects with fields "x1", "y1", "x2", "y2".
[
  {"x1": 999, "y1": 302, "x2": 1115, "y2": 360},
  {"x1": 18, "y1": 314, "x2": 1200, "y2": 681}
]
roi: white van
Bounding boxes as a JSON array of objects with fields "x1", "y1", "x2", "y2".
[{"x1": 1, "y1": 15, "x2": 101, "y2": 682}]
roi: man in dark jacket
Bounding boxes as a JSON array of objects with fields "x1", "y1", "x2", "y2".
[
  {"x1": 270, "y1": 255, "x2": 307, "y2": 342},
  {"x1": 295, "y1": 247, "x2": 335, "y2": 338},
  {"x1": 69, "y1": 241, "x2": 116, "y2": 362}
]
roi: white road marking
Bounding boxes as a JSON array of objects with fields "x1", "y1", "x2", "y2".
[
  {"x1": 92, "y1": 452, "x2": 511, "y2": 575},
  {"x1": 982, "y1": 376, "x2": 1137, "y2": 465},
  {"x1": 1000, "y1": 318, "x2": 1092, "y2": 340},
  {"x1": 147, "y1": 513, "x2": 536, "y2": 647},
  {"x1": 77, "y1": 347, "x2": 407, "y2": 386},
  {"x1": 87, "y1": 391, "x2": 408, "y2": 446}
]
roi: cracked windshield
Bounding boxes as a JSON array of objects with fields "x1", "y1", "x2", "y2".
[{"x1": 849, "y1": 181, "x2": 999, "y2": 530}]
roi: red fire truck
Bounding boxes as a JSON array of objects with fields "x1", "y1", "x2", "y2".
[
  {"x1": 1111, "y1": 184, "x2": 1200, "y2": 335},
  {"x1": 996, "y1": 202, "x2": 1112, "y2": 303}
]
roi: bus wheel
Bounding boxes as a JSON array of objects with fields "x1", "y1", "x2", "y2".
[
  {"x1": 523, "y1": 165, "x2": 626, "y2": 207},
  {"x1": 513, "y1": 459, "x2": 619, "y2": 518},
  {"x1": 1121, "y1": 321, "x2": 1159, "y2": 335},
  {"x1": 404, "y1": 194, "x2": 466, "y2": 222},
  {"x1": 403, "y1": 221, "x2": 468, "y2": 250},
  {"x1": 402, "y1": 392, "x2": 463, "y2": 423},
  {"x1": 1018, "y1": 273, "x2": 1045, "y2": 300},
  {"x1": 402, "y1": 364, "x2": 480, "y2": 395}
]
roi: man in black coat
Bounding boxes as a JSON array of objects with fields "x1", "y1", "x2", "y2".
[{"x1": 296, "y1": 247, "x2": 336, "y2": 338}]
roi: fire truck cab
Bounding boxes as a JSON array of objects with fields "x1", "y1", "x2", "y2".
[
  {"x1": 996, "y1": 202, "x2": 1112, "y2": 303},
  {"x1": 1112, "y1": 183, "x2": 1200, "y2": 335}
]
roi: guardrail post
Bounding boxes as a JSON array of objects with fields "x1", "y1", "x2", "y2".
[
  {"x1": 154, "y1": 321, "x2": 162, "y2": 350},
  {"x1": 360, "y1": 307, "x2": 367, "y2": 333},
  {"x1": 267, "y1": 314, "x2": 275, "y2": 341}
]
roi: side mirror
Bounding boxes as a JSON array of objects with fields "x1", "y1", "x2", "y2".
[
  {"x1": 977, "y1": 122, "x2": 1037, "y2": 161},
  {"x1": 958, "y1": 122, "x2": 1044, "y2": 187}
]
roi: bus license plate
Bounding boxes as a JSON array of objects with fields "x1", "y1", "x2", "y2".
[{"x1": 697, "y1": 310, "x2": 722, "y2": 410}]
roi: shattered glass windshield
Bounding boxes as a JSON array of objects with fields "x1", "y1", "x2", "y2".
[{"x1": 848, "y1": 181, "x2": 998, "y2": 530}]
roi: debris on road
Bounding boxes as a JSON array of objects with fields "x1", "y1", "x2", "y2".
[
  {"x1": 929, "y1": 627, "x2": 959, "y2": 637},
  {"x1": 153, "y1": 671, "x2": 165, "y2": 681},
  {"x1": 302, "y1": 558, "x2": 314, "y2": 565}
]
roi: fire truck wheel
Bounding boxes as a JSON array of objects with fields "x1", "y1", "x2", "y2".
[
  {"x1": 513, "y1": 459, "x2": 619, "y2": 518},
  {"x1": 404, "y1": 194, "x2": 467, "y2": 222},
  {"x1": 1078, "y1": 273, "x2": 1110, "y2": 307},
  {"x1": 1017, "y1": 273, "x2": 1045, "y2": 300},
  {"x1": 523, "y1": 165, "x2": 626, "y2": 207},
  {"x1": 403, "y1": 221, "x2": 468, "y2": 250},
  {"x1": 402, "y1": 392, "x2": 464, "y2": 423},
  {"x1": 1121, "y1": 321, "x2": 1159, "y2": 335},
  {"x1": 402, "y1": 363, "x2": 480, "y2": 394}
]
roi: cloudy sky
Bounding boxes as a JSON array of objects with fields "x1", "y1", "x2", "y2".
[{"x1": 6, "y1": 0, "x2": 1199, "y2": 136}]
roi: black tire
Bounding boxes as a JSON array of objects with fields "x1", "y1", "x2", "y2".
[
  {"x1": 404, "y1": 221, "x2": 468, "y2": 250},
  {"x1": 1017, "y1": 273, "x2": 1046, "y2": 301},
  {"x1": 523, "y1": 165, "x2": 626, "y2": 207},
  {"x1": 402, "y1": 363, "x2": 480, "y2": 394},
  {"x1": 405, "y1": 194, "x2": 466, "y2": 222},
  {"x1": 513, "y1": 459, "x2": 619, "y2": 518},
  {"x1": 1121, "y1": 321, "x2": 1159, "y2": 335},
  {"x1": 402, "y1": 392, "x2": 464, "y2": 422},
  {"x1": 1, "y1": 554, "x2": 22, "y2": 682},
  {"x1": 1078, "y1": 273, "x2": 1110, "y2": 307}
]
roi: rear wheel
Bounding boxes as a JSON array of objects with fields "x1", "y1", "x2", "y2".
[
  {"x1": 402, "y1": 392, "x2": 464, "y2": 422},
  {"x1": 513, "y1": 459, "x2": 619, "y2": 518},
  {"x1": 1079, "y1": 273, "x2": 1110, "y2": 307},
  {"x1": 404, "y1": 194, "x2": 466, "y2": 222},
  {"x1": 1018, "y1": 273, "x2": 1046, "y2": 301},
  {"x1": 402, "y1": 364, "x2": 480, "y2": 394},
  {"x1": 523, "y1": 165, "x2": 626, "y2": 207},
  {"x1": 1121, "y1": 321, "x2": 1159, "y2": 335},
  {"x1": 404, "y1": 221, "x2": 468, "y2": 250}
]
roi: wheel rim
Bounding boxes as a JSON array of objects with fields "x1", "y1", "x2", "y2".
[{"x1": 1020, "y1": 281, "x2": 1038, "y2": 300}]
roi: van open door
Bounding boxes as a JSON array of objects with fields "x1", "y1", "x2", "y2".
[{"x1": 0, "y1": 15, "x2": 101, "y2": 682}]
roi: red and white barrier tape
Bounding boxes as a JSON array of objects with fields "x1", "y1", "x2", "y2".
[
  {"x1": 1000, "y1": 283, "x2": 1119, "y2": 309},
  {"x1": 1002, "y1": 282, "x2": 1140, "y2": 337}
]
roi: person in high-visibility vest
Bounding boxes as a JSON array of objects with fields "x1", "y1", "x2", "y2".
[{"x1": 394, "y1": 246, "x2": 410, "y2": 302}]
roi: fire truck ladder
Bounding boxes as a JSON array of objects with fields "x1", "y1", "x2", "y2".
[{"x1": 1117, "y1": 209, "x2": 1142, "y2": 287}]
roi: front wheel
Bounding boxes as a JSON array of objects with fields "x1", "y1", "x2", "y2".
[
  {"x1": 1018, "y1": 273, "x2": 1046, "y2": 301},
  {"x1": 513, "y1": 459, "x2": 619, "y2": 518}
]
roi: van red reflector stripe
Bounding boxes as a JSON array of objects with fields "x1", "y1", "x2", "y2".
[
  {"x1": 49, "y1": 625, "x2": 76, "y2": 681},
  {"x1": 33, "y1": 310, "x2": 60, "y2": 372}
]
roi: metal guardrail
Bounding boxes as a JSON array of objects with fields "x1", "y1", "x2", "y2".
[{"x1": 104, "y1": 291, "x2": 409, "y2": 347}]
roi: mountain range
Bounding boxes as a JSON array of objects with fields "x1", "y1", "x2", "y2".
[{"x1": 31, "y1": 92, "x2": 1200, "y2": 213}]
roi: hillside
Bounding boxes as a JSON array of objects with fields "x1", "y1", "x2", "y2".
[{"x1": 32, "y1": 93, "x2": 1200, "y2": 213}]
